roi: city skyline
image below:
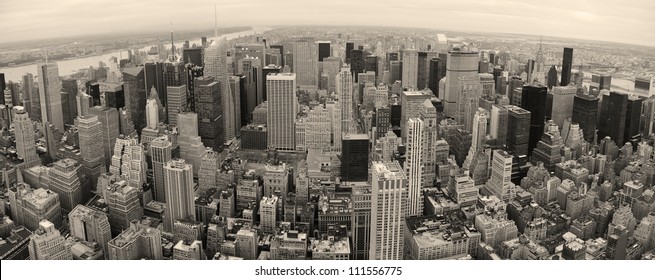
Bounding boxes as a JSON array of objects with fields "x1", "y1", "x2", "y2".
[{"x1": 1, "y1": 0, "x2": 655, "y2": 47}]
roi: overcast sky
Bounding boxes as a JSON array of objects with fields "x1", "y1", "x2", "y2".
[{"x1": 1, "y1": 0, "x2": 654, "y2": 46}]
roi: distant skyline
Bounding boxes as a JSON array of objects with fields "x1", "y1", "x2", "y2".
[{"x1": 1, "y1": 0, "x2": 654, "y2": 47}]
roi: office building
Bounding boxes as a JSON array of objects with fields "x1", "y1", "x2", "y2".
[
  {"x1": 37, "y1": 62, "x2": 64, "y2": 131},
  {"x1": 561, "y1": 48, "x2": 573, "y2": 86},
  {"x1": 520, "y1": 85, "x2": 548, "y2": 156},
  {"x1": 68, "y1": 205, "x2": 112, "y2": 259},
  {"x1": 291, "y1": 37, "x2": 319, "y2": 88},
  {"x1": 105, "y1": 180, "x2": 143, "y2": 236},
  {"x1": 405, "y1": 118, "x2": 424, "y2": 217},
  {"x1": 88, "y1": 106, "x2": 120, "y2": 170},
  {"x1": 369, "y1": 161, "x2": 407, "y2": 260},
  {"x1": 12, "y1": 106, "x2": 41, "y2": 168},
  {"x1": 8, "y1": 184, "x2": 62, "y2": 231},
  {"x1": 204, "y1": 37, "x2": 232, "y2": 145},
  {"x1": 270, "y1": 230, "x2": 307, "y2": 260},
  {"x1": 572, "y1": 93, "x2": 599, "y2": 143},
  {"x1": 194, "y1": 76, "x2": 224, "y2": 151},
  {"x1": 150, "y1": 136, "x2": 173, "y2": 203},
  {"x1": 61, "y1": 79, "x2": 78, "y2": 126},
  {"x1": 266, "y1": 73, "x2": 298, "y2": 151},
  {"x1": 163, "y1": 159, "x2": 196, "y2": 233},
  {"x1": 402, "y1": 49, "x2": 418, "y2": 89},
  {"x1": 598, "y1": 91, "x2": 628, "y2": 146},
  {"x1": 76, "y1": 115, "x2": 105, "y2": 186},
  {"x1": 48, "y1": 159, "x2": 82, "y2": 212},
  {"x1": 443, "y1": 47, "x2": 479, "y2": 117},
  {"x1": 484, "y1": 150, "x2": 516, "y2": 202},
  {"x1": 550, "y1": 86, "x2": 577, "y2": 129},
  {"x1": 166, "y1": 85, "x2": 187, "y2": 127},
  {"x1": 108, "y1": 220, "x2": 162, "y2": 260},
  {"x1": 400, "y1": 90, "x2": 431, "y2": 141},
  {"x1": 28, "y1": 220, "x2": 72, "y2": 260},
  {"x1": 122, "y1": 67, "x2": 147, "y2": 133},
  {"x1": 341, "y1": 134, "x2": 369, "y2": 182},
  {"x1": 261, "y1": 195, "x2": 278, "y2": 234}
]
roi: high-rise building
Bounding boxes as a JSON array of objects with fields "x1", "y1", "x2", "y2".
[
  {"x1": 198, "y1": 148, "x2": 220, "y2": 189},
  {"x1": 550, "y1": 86, "x2": 577, "y2": 129},
  {"x1": 110, "y1": 135, "x2": 147, "y2": 188},
  {"x1": 369, "y1": 161, "x2": 407, "y2": 260},
  {"x1": 402, "y1": 49, "x2": 418, "y2": 89},
  {"x1": 105, "y1": 180, "x2": 143, "y2": 236},
  {"x1": 598, "y1": 91, "x2": 628, "y2": 146},
  {"x1": 341, "y1": 134, "x2": 369, "y2": 182},
  {"x1": 61, "y1": 79, "x2": 78, "y2": 127},
  {"x1": 336, "y1": 67, "x2": 354, "y2": 134},
  {"x1": 266, "y1": 73, "x2": 298, "y2": 151},
  {"x1": 350, "y1": 183, "x2": 372, "y2": 260},
  {"x1": 37, "y1": 63, "x2": 64, "y2": 131},
  {"x1": 204, "y1": 37, "x2": 232, "y2": 145},
  {"x1": 177, "y1": 112, "x2": 206, "y2": 176},
  {"x1": 400, "y1": 90, "x2": 431, "y2": 141},
  {"x1": 590, "y1": 74, "x2": 612, "y2": 91},
  {"x1": 428, "y1": 56, "x2": 447, "y2": 97},
  {"x1": 150, "y1": 136, "x2": 173, "y2": 203},
  {"x1": 88, "y1": 106, "x2": 120, "y2": 171},
  {"x1": 561, "y1": 48, "x2": 573, "y2": 86},
  {"x1": 625, "y1": 95, "x2": 643, "y2": 144},
  {"x1": 163, "y1": 159, "x2": 195, "y2": 233},
  {"x1": 28, "y1": 220, "x2": 72, "y2": 260},
  {"x1": 520, "y1": 85, "x2": 547, "y2": 156},
  {"x1": 194, "y1": 76, "x2": 224, "y2": 151},
  {"x1": 443, "y1": 47, "x2": 479, "y2": 117},
  {"x1": 260, "y1": 195, "x2": 278, "y2": 234},
  {"x1": 76, "y1": 115, "x2": 105, "y2": 186},
  {"x1": 108, "y1": 220, "x2": 162, "y2": 260},
  {"x1": 23, "y1": 73, "x2": 41, "y2": 121},
  {"x1": 144, "y1": 62, "x2": 165, "y2": 107},
  {"x1": 322, "y1": 57, "x2": 341, "y2": 94},
  {"x1": 405, "y1": 118, "x2": 424, "y2": 217},
  {"x1": 484, "y1": 150, "x2": 516, "y2": 202},
  {"x1": 506, "y1": 105, "x2": 531, "y2": 157},
  {"x1": 317, "y1": 41, "x2": 331, "y2": 62},
  {"x1": 8, "y1": 184, "x2": 62, "y2": 231},
  {"x1": 235, "y1": 228, "x2": 258, "y2": 260},
  {"x1": 490, "y1": 104, "x2": 509, "y2": 147},
  {"x1": 641, "y1": 97, "x2": 655, "y2": 138},
  {"x1": 291, "y1": 37, "x2": 319, "y2": 89},
  {"x1": 572, "y1": 93, "x2": 599, "y2": 143},
  {"x1": 122, "y1": 67, "x2": 147, "y2": 133},
  {"x1": 166, "y1": 85, "x2": 187, "y2": 127},
  {"x1": 12, "y1": 106, "x2": 40, "y2": 168},
  {"x1": 68, "y1": 205, "x2": 112, "y2": 259}
]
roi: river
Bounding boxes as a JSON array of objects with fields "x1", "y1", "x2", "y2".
[{"x1": 0, "y1": 26, "x2": 272, "y2": 82}]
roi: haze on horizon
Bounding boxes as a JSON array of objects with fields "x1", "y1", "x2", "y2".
[{"x1": 1, "y1": 0, "x2": 654, "y2": 47}]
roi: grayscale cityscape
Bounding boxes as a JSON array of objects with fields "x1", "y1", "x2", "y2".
[{"x1": 1, "y1": 0, "x2": 655, "y2": 262}]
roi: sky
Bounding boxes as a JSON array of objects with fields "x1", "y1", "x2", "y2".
[{"x1": 1, "y1": 0, "x2": 654, "y2": 46}]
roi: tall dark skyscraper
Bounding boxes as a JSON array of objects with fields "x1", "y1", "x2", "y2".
[
  {"x1": 341, "y1": 134, "x2": 369, "y2": 182},
  {"x1": 345, "y1": 42, "x2": 354, "y2": 64},
  {"x1": 0, "y1": 73, "x2": 5, "y2": 105},
  {"x1": 61, "y1": 79, "x2": 78, "y2": 127},
  {"x1": 182, "y1": 47, "x2": 203, "y2": 66},
  {"x1": 194, "y1": 76, "x2": 224, "y2": 152},
  {"x1": 185, "y1": 64, "x2": 203, "y2": 111},
  {"x1": 428, "y1": 56, "x2": 446, "y2": 97},
  {"x1": 365, "y1": 55, "x2": 378, "y2": 78},
  {"x1": 520, "y1": 85, "x2": 548, "y2": 156},
  {"x1": 317, "y1": 41, "x2": 331, "y2": 62},
  {"x1": 506, "y1": 105, "x2": 531, "y2": 157},
  {"x1": 561, "y1": 47, "x2": 573, "y2": 86},
  {"x1": 350, "y1": 48, "x2": 365, "y2": 82},
  {"x1": 547, "y1": 65, "x2": 558, "y2": 89},
  {"x1": 625, "y1": 96, "x2": 643, "y2": 144},
  {"x1": 572, "y1": 93, "x2": 599, "y2": 143},
  {"x1": 122, "y1": 67, "x2": 147, "y2": 134},
  {"x1": 145, "y1": 62, "x2": 165, "y2": 107},
  {"x1": 598, "y1": 91, "x2": 628, "y2": 146}
]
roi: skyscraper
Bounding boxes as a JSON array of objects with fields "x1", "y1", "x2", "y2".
[
  {"x1": 61, "y1": 79, "x2": 78, "y2": 127},
  {"x1": 88, "y1": 106, "x2": 120, "y2": 171},
  {"x1": 150, "y1": 136, "x2": 173, "y2": 203},
  {"x1": 520, "y1": 85, "x2": 548, "y2": 156},
  {"x1": 350, "y1": 183, "x2": 372, "y2": 260},
  {"x1": 23, "y1": 73, "x2": 41, "y2": 121},
  {"x1": 194, "y1": 76, "x2": 223, "y2": 151},
  {"x1": 8, "y1": 184, "x2": 62, "y2": 231},
  {"x1": 550, "y1": 86, "x2": 577, "y2": 129},
  {"x1": 400, "y1": 90, "x2": 431, "y2": 141},
  {"x1": 166, "y1": 85, "x2": 187, "y2": 127},
  {"x1": 68, "y1": 205, "x2": 112, "y2": 259},
  {"x1": 598, "y1": 91, "x2": 628, "y2": 146},
  {"x1": 405, "y1": 118, "x2": 424, "y2": 217},
  {"x1": 267, "y1": 73, "x2": 298, "y2": 151},
  {"x1": 443, "y1": 47, "x2": 479, "y2": 117},
  {"x1": 561, "y1": 48, "x2": 573, "y2": 86},
  {"x1": 12, "y1": 106, "x2": 40, "y2": 168},
  {"x1": 506, "y1": 105, "x2": 531, "y2": 156},
  {"x1": 402, "y1": 49, "x2": 418, "y2": 90},
  {"x1": 48, "y1": 158, "x2": 83, "y2": 212},
  {"x1": 341, "y1": 134, "x2": 369, "y2": 181},
  {"x1": 490, "y1": 104, "x2": 508, "y2": 147},
  {"x1": 337, "y1": 67, "x2": 354, "y2": 134},
  {"x1": 76, "y1": 115, "x2": 105, "y2": 186},
  {"x1": 164, "y1": 159, "x2": 196, "y2": 233},
  {"x1": 291, "y1": 37, "x2": 319, "y2": 89},
  {"x1": 484, "y1": 150, "x2": 515, "y2": 202},
  {"x1": 317, "y1": 41, "x2": 331, "y2": 62},
  {"x1": 28, "y1": 220, "x2": 72, "y2": 260},
  {"x1": 37, "y1": 62, "x2": 64, "y2": 131},
  {"x1": 105, "y1": 180, "x2": 143, "y2": 236},
  {"x1": 122, "y1": 67, "x2": 146, "y2": 133},
  {"x1": 204, "y1": 36, "x2": 233, "y2": 145},
  {"x1": 572, "y1": 93, "x2": 599, "y2": 143},
  {"x1": 369, "y1": 161, "x2": 407, "y2": 260}
]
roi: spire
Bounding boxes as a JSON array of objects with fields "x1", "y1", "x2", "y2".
[
  {"x1": 44, "y1": 42, "x2": 49, "y2": 64},
  {"x1": 214, "y1": 4, "x2": 218, "y2": 38},
  {"x1": 535, "y1": 36, "x2": 544, "y2": 64},
  {"x1": 170, "y1": 19, "x2": 176, "y2": 61}
]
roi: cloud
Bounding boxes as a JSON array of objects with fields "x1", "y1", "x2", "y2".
[{"x1": 0, "y1": 0, "x2": 653, "y2": 46}]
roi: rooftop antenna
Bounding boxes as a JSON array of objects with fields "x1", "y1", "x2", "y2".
[
  {"x1": 214, "y1": 4, "x2": 218, "y2": 38},
  {"x1": 170, "y1": 19, "x2": 176, "y2": 61}
]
